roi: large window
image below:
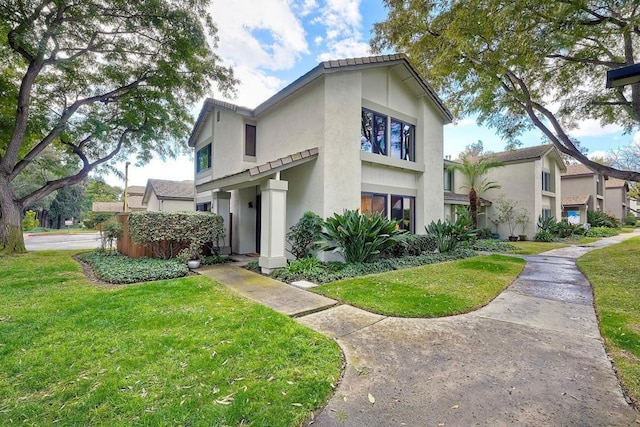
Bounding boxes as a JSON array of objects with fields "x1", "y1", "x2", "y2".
[
  {"x1": 361, "y1": 109, "x2": 387, "y2": 155},
  {"x1": 361, "y1": 193, "x2": 387, "y2": 215},
  {"x1": 245, "y1": 124, "x2": 256, "y2": 157},
  {"x1": 541, "y1": 208, "x2": 552, "y2": 221},
  {"x1": 360, "y1": 193, "x2": 415, "y2": 233},
  {"x1": 196, "y1": 202, "x2": 211, "y2": 212},
  {"x1": 444, "y1": 169, "x2": 453, "y2": 191},
  {"x1": 390, "y1": 119, "x2": 415, "y2": 161},
  {"x1": 196, "y1": 144, "x2": 211, "y2": 173},
  {"x1": 542, "y1": 171, "x2": 552, "y2": 192}
]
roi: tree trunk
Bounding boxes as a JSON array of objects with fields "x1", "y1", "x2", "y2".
[
  {"x1": 469, "y1": 188, "x2": 479, "y2": 229},
  {"x1": 0, "y1": 178, "x2": 26, "y2": 254}
]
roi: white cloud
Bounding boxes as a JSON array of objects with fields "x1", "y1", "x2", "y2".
[
  {"x1": 218, "y1": 66, "x2": 285, "y2": 108},
  {"x1": 566, "y1": 119, "x2": 623, "y2": 138},
  {"x1": 210, "y1": 0, "x2": 308, "y2": 71},
  {"x1": 314, "y1": 0, "x2": 372, "y2": 60},
  {"x1": 451, "y1": 117, "x2": 476, "y2": 127},
  {"x1": 298, "y1": 0, "x2": 319, "y2": 16},
  {"x1": 588, "y1": 150, "x2": 609, "y2": 160}
]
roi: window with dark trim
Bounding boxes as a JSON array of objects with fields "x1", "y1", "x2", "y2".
[
  {"x1": 542, "y1": 171, "x2": 552, "y2": 192},
  {"x1": 361, "y1": 109, "x2": 387, "y2": 155},
  {"x1": 444, "y1": 169, "x2": 453, "y2": 191},
  {"x1": 196, "y1": 144, "x2": 211, "y2": 173},
  {"x1": 245, "y1": 124, "x2": 256, "y2": 156},
  {"x1": 390, "y1": 119, "x2": 415, "y2": 161},
  {"x1": 196, "y1": 202, "x2": 211, "y2": 212},
  {"x1": 361, "y1": 193, "x2": 387, "y2": 216},
  {"x1": 391, "y1": 195, "x2": 415, "y2": 233},
  {"x1": 541, "y1": 208, "x2": 552, "y2": 221}
]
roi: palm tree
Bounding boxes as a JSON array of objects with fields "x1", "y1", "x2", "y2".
[{"x1": 447, "y1": 157, "x2": 503, "y2": 228}]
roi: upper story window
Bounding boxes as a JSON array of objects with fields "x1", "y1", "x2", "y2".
[
  {"x1": 245, "y1": 124, "x2": 256, "y2": 157},
  {"x1": 196, "y1": 144, "x2": 211, "y2": 173},
  {"x1": 361, "y1": 108, "x2": 415, "y2": 162},
  {"x1": 542, "y1": 171, "x2": 552, "y2": 192},
  {"x1": 444, "y1": 169, "x2": 453, "y2": 191}
]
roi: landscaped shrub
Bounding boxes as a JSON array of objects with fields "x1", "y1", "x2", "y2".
[
  {"x1": 475, "y1": 227, "x2": 493, "y2": 239},
  {"x1": 83, "y1": 211, "x2": 116, "y2": 229},
  {"x1": 320, "y1": 209, "x2": 405, "y2": 263},
  {"x1": 383, "y1": 234, "x2": 438, "y2": 257},
  {"x1": 425, "y1": 219, "x2": 458, "y2": 252},
  {"x1": 269, "y1": 248, "x2": 476, "y2": 284},
  {"x1": 21, "y1": 210, "x2": 39, "y2": 231},
  {"x1": 463, "y1": 239, "x2": 517, "y2": 252},
  {"x1": 625, "y1": 214, "x2": 637, "y2": 226},
  {"x1": 79, "y1": 252, "x2": 188, "y2": 284},
  {"x1": 584, "y1": 227, "x2": 619, "y2": 237},
  {"x1": 286, "y1": 257, "x2": 322, "y2": 274},
  {"x1": 128, "y1": 211, "x2": 224, "y2": 259},
  {"x1": 100, "y1": 219, "x2": 123, "y2": 253},
  {"x1": 587, "y1": 210, "x2": 619, "y2": 228},
  {"x1": 287, "y1": 211, "x2": 324, "y2": 259},
  {"x1": 552, "y1": 220, "x2": 577, "y2": 238},
  {"x1": 200, "y1": 254, "x2": 230, "y2": 266},
  {"x1": 537, "y1": 215, "x2": 556, "y2": 232},
  {"x1": 534, "y1": 230, "x2": 556, "y2": 242}
]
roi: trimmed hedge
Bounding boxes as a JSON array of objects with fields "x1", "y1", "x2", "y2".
[{"x1": 79, "y1": 252, "x2": 188, "y2": 284}]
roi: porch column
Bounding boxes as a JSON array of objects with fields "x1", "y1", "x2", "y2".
[
  {"x1": 259, "y1": 179, "x2": 288, "y2": 274},
  {"x1": 211, "y1": 191, "x2": 231, "y2": 255}
]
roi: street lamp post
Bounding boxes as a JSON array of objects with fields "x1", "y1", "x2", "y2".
[{"x1": 123, "y1": 161, "x2": 130, "y2": 213}]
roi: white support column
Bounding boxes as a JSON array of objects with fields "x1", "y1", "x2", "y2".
[
  {"x1": 259, "y1": 179, "x2": 288, "y2": 274},
  {"x1": 211, "y1": 191, "x2": 231, "y2": 255}
]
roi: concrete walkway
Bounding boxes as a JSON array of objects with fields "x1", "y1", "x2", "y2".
[{"x1": 200, "y1": 232, "x2": 640, "y2": 426}]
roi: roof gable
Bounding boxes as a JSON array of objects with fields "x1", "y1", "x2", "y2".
[
  {"x1": 143, "y1": 179, "x2": 194, "y2": 204},
  {"x1": 477, "y1": 144, "x2": 566, "y2": 171}
]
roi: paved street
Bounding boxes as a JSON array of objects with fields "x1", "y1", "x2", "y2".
[{"x1": 24, "y1": 232, "x2": 101, "y2": 251}]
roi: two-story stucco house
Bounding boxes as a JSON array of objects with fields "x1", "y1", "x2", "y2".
[
  {"x1": 605, "y1": 177, "x2": 630, "y2": 220},
  {"x1": 449, "y1": 145, "x2": 565, "y2": 238},
  {"x1": 188, "y1": 54, "x2": 452, "y2": 272},
  {"x1": 560, "y1": 163, "x2": 606, "y2": 224}
]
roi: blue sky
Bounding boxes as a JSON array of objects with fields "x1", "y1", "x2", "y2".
[{"x1": 108, "y1": 0, "x2": 637, "y2": 187}]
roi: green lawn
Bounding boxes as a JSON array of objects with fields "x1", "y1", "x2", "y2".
[
  {"x1": 503, "y1": 238, "x2": 599, "y2": 255},
  {"x1": 312, "y1": 255, "x2": 525, "y2": 317},
  {"x1": 0, "y1": 251, "x2": 342, "y2": 426},
  {"x1": 577, "y1": 237, "x2": 640, "y2": 406}
]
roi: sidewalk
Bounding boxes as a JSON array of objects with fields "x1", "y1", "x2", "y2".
[{"x1": 200, "y1": 232, "x2": 640, "y2": 426}]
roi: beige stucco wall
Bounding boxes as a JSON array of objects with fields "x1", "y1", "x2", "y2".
[
  {"x1": 605, "y1": 187, "x2": 627, "y2": 219},
  {"x1": 561, "y1": 175, "x2": 600, "y2": 212},
  {"x1": 144, "y1": 193, "x2": 194, "y2": 212}
]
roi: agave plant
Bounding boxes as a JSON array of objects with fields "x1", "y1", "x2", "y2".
[
  {"x1": 425, "y1": 219, "x2": 458, "y2": 253},
  {"x1": 320, "y1": 209, "x2": 405, "y2": 263}
]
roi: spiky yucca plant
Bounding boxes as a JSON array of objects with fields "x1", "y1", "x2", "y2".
[{"x1": 321, "y1": 209, "x2": 405, "y2": 263}]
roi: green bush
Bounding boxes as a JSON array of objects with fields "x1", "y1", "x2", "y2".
[
  {"x1": 537, "y1": 215, "x2": 556, "y2": 232},
  {"x1": 287, "y1": 211, "x2": 324, "y2": 259},
  {"x1": 552, "y1": 220, "x2": 577, "y2": 238},
  {"x1": 320, "y1": 209, "x2": 405, "y2": 263},
  {"x1": 200, "y1": 254, "x2": 230, "y2": 266},
  {"x1": 534, "y1": 230, "x2": 556, "y2": 242},
  {"x1": 100, "y1": 219, "x2": 123, "y2": 253},
  {"x1": 476, "y1": 227, "x2": 493, "y2": 239},
  {"x1": 587, "y1": 210, "x2": 619, "y2": 228},
  {"x1": 269, "y1": 248, "x2": 476, "y2": 284},
  {"x1": 286, "y1": 257, "x2": 322, "y2": 274},
  {"x1": 83, "y1": 211, "x2": 116, "y2": 229},
  {"x1": 21, "y1": 210, "x2": 39, "y2": 231},
  {"x1": 79, "y1": 252, "x2": 188, "y2": 284},
  {"x1": 128, "y1": 211, "x2": 224, "y2": 259},
  {"x1": 625, "y1": 214, "x2": 637, "y2": 226},
  {"x1": 585, "y1": 227, "x2": 619, "y2": 237},
  {"x1": 425, "y1": 219, "x2": 458, "y2": 252},
  {"x1": 463, "y1": 239, "x2": 517, "y2": 252},
  {"x1": 383, "y1": 234, "x2": 437, "y2": 257}
]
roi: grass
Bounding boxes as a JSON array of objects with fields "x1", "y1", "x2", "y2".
[
  {"x1": 0, "y1": 251, "x2": 342, "y2": 426},
  {"x1": 502, "y1": 237, "x2": 599, "y2": 255},
  {"x1": 312, "y1": 254, "x2": 526, "y2": 317},
  {"x1": 577, "y1": 237, "x2": 640, "y2": 407}
]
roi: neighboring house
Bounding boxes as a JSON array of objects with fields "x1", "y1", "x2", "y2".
[
  {"x1": 189, "y1": 54, "x2": 452, "y2": 272},
  {"x1": 605, "y1": 177, "x2": 629, "y2": 220},
  {"x1": 91, "y1": 185, "x2": 146, "y2": 213},
  {"x1": 142, "y1": 179, "x2": 195, "y2": 212},
  {"x1": 443, "y1": 159, "x2": 491, "y2": 226},
  {"x1": 630, "y1": 197, "x2": 640, "y2": 217},
  {"x1": 450, "y1": 145, "x2": 565, "y2": 239},
  {"x1": 560, "y1": 163, "x2": 606, "y2": 224}
]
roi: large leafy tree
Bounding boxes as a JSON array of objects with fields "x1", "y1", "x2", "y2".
[
  {"x1": 0, "y1": 1, "x2": 235, "y2": 254},
  {"x1": 373, "y1": 0, "x2": 640, "y2": 181},
  {"x1": 447, "y1": 157, "x2": 503, "y2": 229}
]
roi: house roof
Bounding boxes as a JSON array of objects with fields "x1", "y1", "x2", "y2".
[
  {"x1": 126, "y1": 186, "x2": 145, "y2": 196},
  {"x1": 92, "y1": 202, "x2": 123, "y2": 213},
  {"x1": 474, "y1": 144, "x2": 566, "y2": 172},
  {"x1": 143, "y1": 179, "x2": 195, "y2": 205},
  {"x1": 189, "y1": 53, "x2": 453, "y2": 147},
  {"x1": 605, "y1": 177, "x2": 628, "y2": 189},
  {"x1": 562, "y1": 195, "x2": 590, "y2": 206},
  {"x1": 128, "y1": 195, "x2": 145, "y2": 210},
  {"x1": 196, "y1": 148, "x2": 319, "y2": 193},
  {"x1": 561, "y1": 163, "x2": 594, "y2": 177}
]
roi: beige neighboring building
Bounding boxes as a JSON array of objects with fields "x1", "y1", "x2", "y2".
[
  {"x1": 560, "y1": 163, "x2": 606, "y2": 224},
  {"x1": 92, "y1": 185, "x2": 146, "y2": 213},
  {"x1": 450, "y1": 145, "x2": 565, "y2": 239},
  {"x1": 142, "y1": 179, "x2": 195, "y2": 212},
  {"x1": 605, "y1": 177, "x2": 629, "y2": 220},
  {"x1": 443, "y1": 159, "x2": 491, "y2": 226},
  {"x1": 189, "y1": 54, "x2": 452, "y2": 272}
]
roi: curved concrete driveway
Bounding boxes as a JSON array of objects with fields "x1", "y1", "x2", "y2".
[{"x1": 298, "y1": 233, "x2": 640, "y2": 426}]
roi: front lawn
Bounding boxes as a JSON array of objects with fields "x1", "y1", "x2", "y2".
[
  {"x1": 312, "y1": 254, "x2": 525, "y2": 317},
  {"x1": 0, "y1": 251, "x2": 342, "y2": 426},
  {"x1": 500, "y1": 238, "x2": 599, "y2": 255},
  {"x1": 577, "y1": 237, "x2": 640, "y2": 406}
]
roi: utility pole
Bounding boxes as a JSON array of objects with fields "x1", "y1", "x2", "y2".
[{"x1": 123, "y1": 161, "x2": 130, "y2": 212}]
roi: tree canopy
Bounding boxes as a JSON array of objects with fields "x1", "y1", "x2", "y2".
[
  {"x1": 0, "y1": 0, "x2": 236, "y2": 253},
  {"x1": 373, "y1": 0, "x2": 640, "y2": 181}
]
